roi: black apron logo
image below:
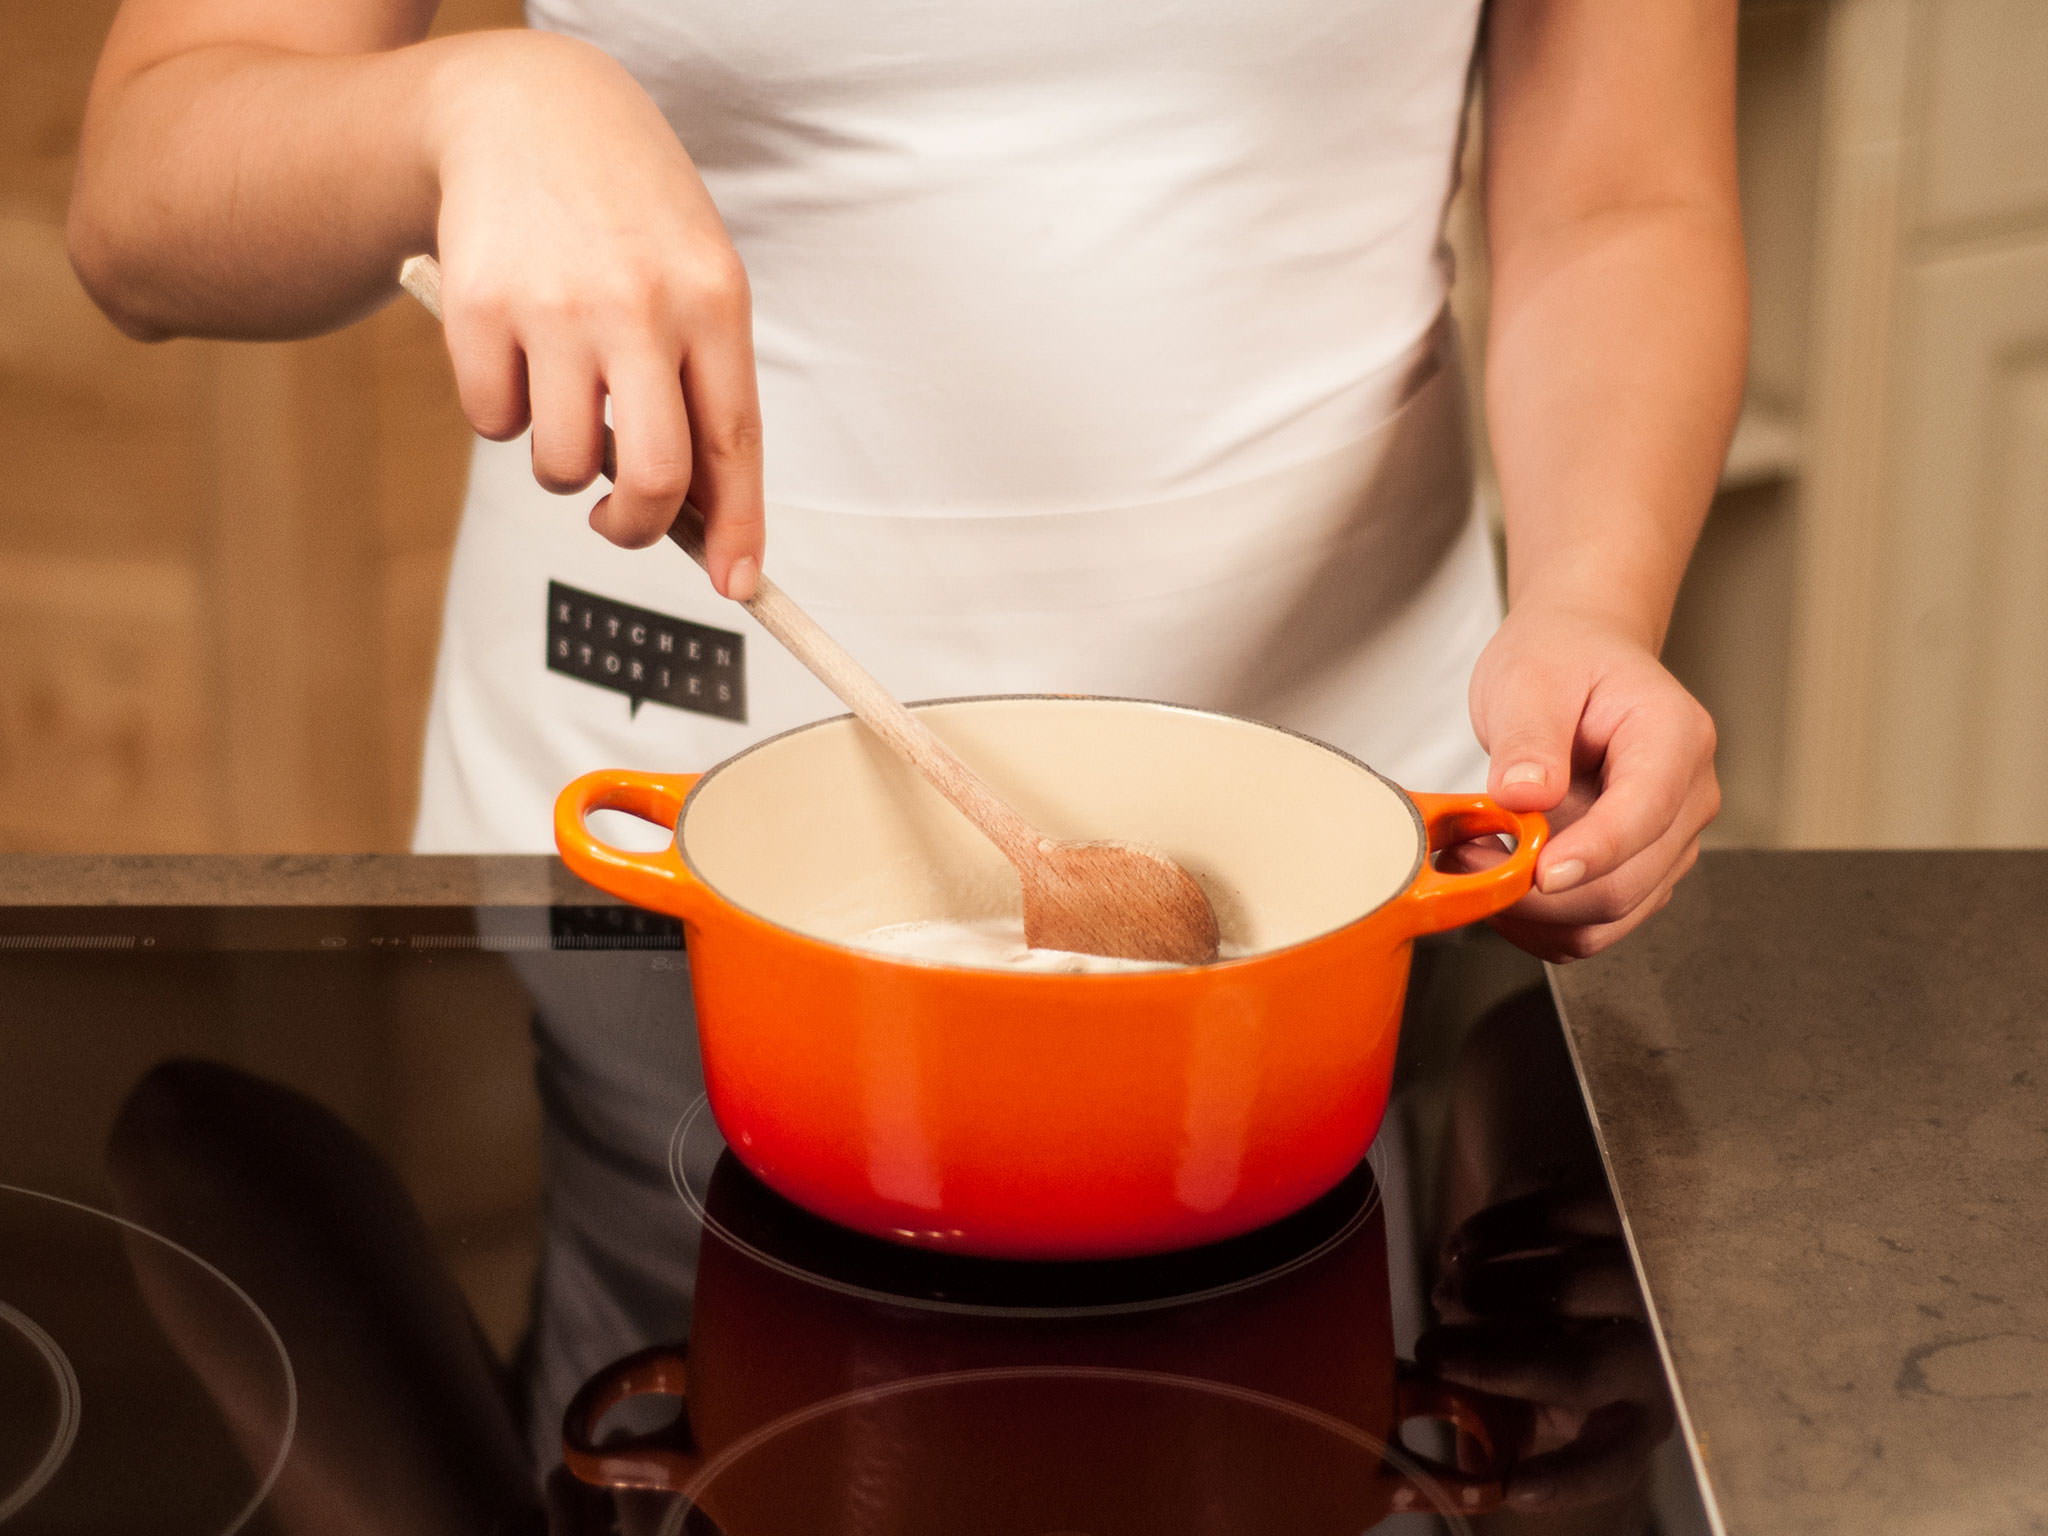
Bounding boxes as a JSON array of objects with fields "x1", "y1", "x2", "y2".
[{"x1": 547, "y1": 581, "x2": 746, "y2": 722}]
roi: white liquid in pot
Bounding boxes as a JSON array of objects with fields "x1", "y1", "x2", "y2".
[{"x1": 851, "y1": 916, "x2": 1244, "y2": 973}]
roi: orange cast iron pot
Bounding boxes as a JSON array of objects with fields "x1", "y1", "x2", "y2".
[{"x1": 555, "y1": 696, "x2": 1545, "y2": 1259}]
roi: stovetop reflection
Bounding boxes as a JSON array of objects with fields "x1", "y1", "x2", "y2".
[
  {"x1": 0, "y1": 906, "x2": 1701, "y2": 1534},
  {"x1": 562, "y1": 1138, "x2": 1506, "y2": 1534}
]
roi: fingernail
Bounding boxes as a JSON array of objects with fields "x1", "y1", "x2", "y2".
[
  {"x1": 1512, "y1": 1475, "x2": 1556, "y2": 1507},
  {"x1": 725, "y1": 555, "x2": 759, "y2": 602},
  {"x1": 1540, "y1": 858, "x2": 1586, "y2": 894},
  {"x1": 1503, "y1": 761, "x2": 1547, "y2": 788}
]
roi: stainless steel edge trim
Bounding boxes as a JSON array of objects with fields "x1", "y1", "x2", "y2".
[{"x1": 1544, "y1": 967, "x2": 1729, "y2": 1536}]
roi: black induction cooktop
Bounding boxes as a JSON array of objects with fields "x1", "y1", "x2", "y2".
[{"x1": 0, "y1": 903, "x2": 1711, "y2": 1535}]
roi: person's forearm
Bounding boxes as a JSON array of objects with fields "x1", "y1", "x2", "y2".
[
  {"x1": 73, "y1": 2, "x2": 768, "y2": 582},
  {"x1": 69, "y1": 29, "x2": 585, "y2": 342},
  {"x1": 71, "y1": 37, "x2": 440, "y2": 340},
  {"x1": 1485, "y1": 202, "x2": 1748, "y2": 652},
  {"x1": 1464, "y1": 0, "x2": 1735, "y2": 959}
]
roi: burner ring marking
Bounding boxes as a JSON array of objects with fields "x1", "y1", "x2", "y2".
[
  {"x1": 667, "y1": 1093, "x2": 1383, "y2": 1318},
  {"x1": 654, "y1": 1365, "x2": 1479, "y2": 1536},
  {"x1": 0, "y1": 1298, "x2": 81, "y2": 1524},
  {"x1": 0, "y1": 1184, "x2": 298, "y2": 1535}
]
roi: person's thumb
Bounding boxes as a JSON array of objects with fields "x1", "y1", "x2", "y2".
[{"x1": 1473, "y1": 654, "x2": 1584, "y2": 814}]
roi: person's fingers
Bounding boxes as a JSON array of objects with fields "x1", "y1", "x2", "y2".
[
  {"x1": 1435, "y1": 833, "x2": 1511, "y2": 875},
  {"x1": 526, "y1": 340, "x2": 608, "y2": 495},
  {"x1": 1418, "y1": 1317, "x2": 1667, "y2": 1414},
  {"x1": 1474, "y1": 654, "x2": 1587, "y2": 819},
  {"x1": 596, "y1": 351, "x2": 694, "y2": 550},
  {"x1": 1488, "y1": 806, "x2": 1701, "y2": 961},
  {"x1": 1467, "y1": 615, "x2": 1718, "y2": 962},
  {"x1": 441, "y1": 288, "x2": 531, "y2": 443},
  {"x1": 1489, "y1": 866, "x2": 1684, "y2": 962},
  {"x1": 1506, "y1": 821, "x2": 1703, "y2": 933},
  {"x1": 677, "y1": 256, "x2": 765, "y2": 598},
  {"x1": 1442, "y1": 1184, "x2": 1622, "y2": 1264},
  {"x1": 1434, "y1": 1241, "x2": 1643, "y2": 1323},
  {"x1": 1504, "y1": 1400, "x2": 1669, "y2": 1513},
  {"x1": 1536, "y1": 688, "x2": 1718, "y2": 898},
  {"x1": 1485, "y1": 736, "x2": 1711, "y2": 961}
]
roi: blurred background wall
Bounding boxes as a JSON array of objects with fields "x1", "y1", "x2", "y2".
[
  {"x1": 0, "y1": 0, "x2": 520, "y2": 854},
  {"x1": 2, "y1": 0, "x2": 2044, "y2": 855}
]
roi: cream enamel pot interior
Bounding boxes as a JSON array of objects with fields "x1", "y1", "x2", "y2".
[{"x1": 556, "y1": 696, "x2": 1545, "y2": 1258}]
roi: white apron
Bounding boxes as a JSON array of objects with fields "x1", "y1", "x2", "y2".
[
  {"x1": 453, "y1": 4, "x2": 1502, "y2": 1462},
  {"x1": 414, "y1": 0, "x2": 1496, "y2": 851}
]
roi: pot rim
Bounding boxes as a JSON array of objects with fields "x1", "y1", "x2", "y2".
[{"x1": 672, "y1": 693, "x2": 1432, "y2": 975}]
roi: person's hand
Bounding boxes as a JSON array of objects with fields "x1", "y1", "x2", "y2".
[
  {"x1": 428, "y1": 33, "x2": 764, "y2": 596},
  {"x1": 1422, "y1": 1182, "x2": 1675, "y2": 1514},
  {"x1": 1462, "y1": 602, "x2": 1719, "y2": 961}
]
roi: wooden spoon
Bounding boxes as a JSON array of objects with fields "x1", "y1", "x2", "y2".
[{"x1": 400, "y1": 256, "x2": 1220, "y2": 964}]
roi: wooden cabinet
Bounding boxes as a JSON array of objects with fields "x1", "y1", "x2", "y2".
[
  {"x1": 0, "y1": 0, "x2": 516, "y2": 855},
  {"x1": 0, "y1": 0, "x2": 539, "y2": 1349}
]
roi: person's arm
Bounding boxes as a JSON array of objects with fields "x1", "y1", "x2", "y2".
[
  {"x1": 1466, "y1": 0, "x2": 1744, "y2": 961},
  {"x1": 68, "y1": 1, "x2": 764, "y2": 594}
]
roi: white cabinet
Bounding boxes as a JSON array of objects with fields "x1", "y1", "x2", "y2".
[
  {"x1": 1876, "y1": 243, "x2": 2048, "y2": 842},
  {"x1": 1917, "y1": 0, "x2": 2048, "y2": 233},
  {"x1": 1455, "y1": 0, "x2": 2048, "y2": 847},
  {"x1": 1777, "y1": 0, "x2": 2048, "y2": 845}
]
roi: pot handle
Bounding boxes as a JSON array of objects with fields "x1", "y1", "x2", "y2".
[
  {"x1": 1392, "y1": 792, "x2": 1549, "y2": 937},
  {"x1": 1378, "y1": 1364, "x2": 1517, "y2": 1517},
  {"x1": 554, "y1": 770, "x2": 709, "y2": 920},
  {"x1": 561, "y1": 1342, "x2": 702, "y2": 1492}
]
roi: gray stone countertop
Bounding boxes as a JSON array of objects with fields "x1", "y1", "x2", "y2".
[
  {"x1": 7, "y1": 850, "x2": 2044, "y2": 1532},
  {"x1": 1550, "y1": 849, "x2": 2048, "y2": 1536}
]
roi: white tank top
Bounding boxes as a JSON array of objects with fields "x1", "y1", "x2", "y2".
[{"x1": 414, "y1": 0, "x2": 1497, "y2": 852}]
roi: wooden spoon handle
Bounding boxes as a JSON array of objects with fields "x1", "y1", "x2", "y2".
[
  {"x1": 661, "y1": 508, "x2": 1044, "y2": 863},
  {"x1": 399, "y1": 254, "x2": 1044, "y2": 867}
]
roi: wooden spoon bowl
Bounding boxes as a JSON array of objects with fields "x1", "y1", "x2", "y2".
[{"x1": 1018, "y1": 839, "x2": 1221, "y2": 965}]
